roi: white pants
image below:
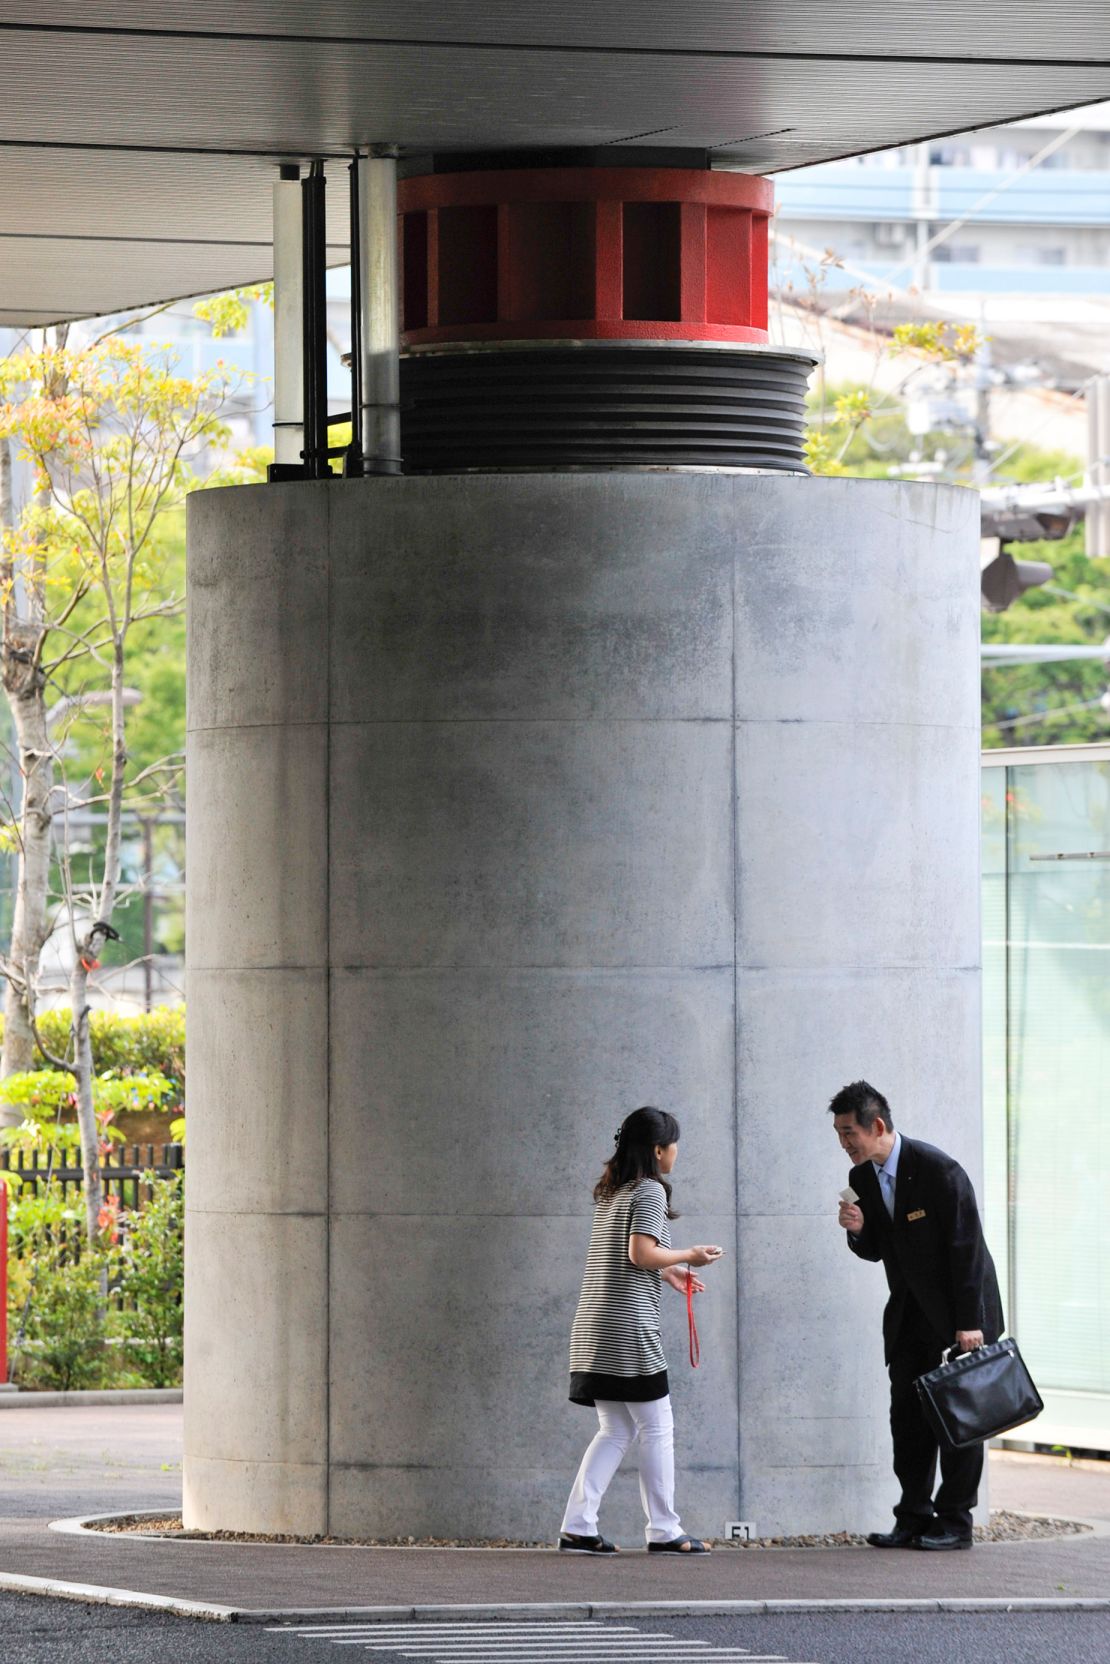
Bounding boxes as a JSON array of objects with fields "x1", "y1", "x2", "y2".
[{"x1": 561, "y1": 1395, "x2": 683, "y2": 1545}]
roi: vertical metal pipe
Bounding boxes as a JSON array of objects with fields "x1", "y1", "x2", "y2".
[
  {"x1": 347, "y1": 156, "x2": 364, "y2": 475},
  {"x1": 142, "y1": 816, "x2": 154, "y2": 1014},
  {"x1": 302, "y1": 161, "x2": 330, "y2": 480},
  {"x1": 1097, "y1": 377, "x2": 1110, "y2": 559},
  {"x1": 272, "y1": 165, "x2": 304, "y2": 468},
  {"x1": 359, "y1": 151, "x2": 402, "y2": 475},
  {"x1": 1088, "y1": 376, "x2": 1109, "y2": 560}
]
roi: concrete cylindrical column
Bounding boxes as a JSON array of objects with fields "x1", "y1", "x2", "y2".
[{"x1": 184, "y1": 472, "x2": 981, "y2": 1539}]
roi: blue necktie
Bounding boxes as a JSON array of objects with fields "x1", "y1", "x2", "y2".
[{"x1": 879, "y1": 1166, "x2": 895, "y2": 1219}]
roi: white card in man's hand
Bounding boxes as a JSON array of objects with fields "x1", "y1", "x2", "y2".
[{"x1": 839, "y1": 1187, "x2": 859, "y2": 1205}]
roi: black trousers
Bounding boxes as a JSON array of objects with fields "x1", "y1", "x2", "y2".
[{"x1": 888, "y1": 1302, "x2": 983, "y2": 1537}]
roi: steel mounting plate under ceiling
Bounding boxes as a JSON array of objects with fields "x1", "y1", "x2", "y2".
[{"x1": 2, "y1": 3, "x2": 1109, "y2": 325}]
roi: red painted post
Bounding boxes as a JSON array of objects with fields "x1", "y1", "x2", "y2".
[
  {"x1": 593, "y1": 198, "x2": 623, "y2": 321},
  {"x1": 0, "y1": 1180, "x2": 7, "y2": 1386},
  {"x1": 398, "y1": 165, "x2": 773, "y2": 347},
  {"x1": 679, "y1": 199, "x2": 708, "y2": 324}
]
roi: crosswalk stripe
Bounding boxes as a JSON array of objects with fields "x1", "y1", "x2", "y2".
[
  {"x1": 344, "y1": 1654, "x2": 796, "y2": 1663},
  {"x1": 277, "y1": 1627, "x2": 640, "y2": 1637},
  {"x1": 334, "y1": 1654, "x2": 789, "y2": 1662},
  {"x1": 314, "y1": 1638, "x2": 695, "y2": 1649},
  {"x1": 271, "y1": 1619, "x2": 815, "y2": 1664},
  {"x1": 351, "y1": 1644, "x2": 785, "y2": 1657},
  {"x1": 349, "y1": 1640, "x2": 715, "y2": 1647}
]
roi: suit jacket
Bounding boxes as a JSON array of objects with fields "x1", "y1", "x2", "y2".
[{"x1": 847, "y1": 1136, "x2": 1004, "y2": 1363}]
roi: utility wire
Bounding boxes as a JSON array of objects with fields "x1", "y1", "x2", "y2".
[
  {"x1": 993, "y1": 695, "x2": 1108, "y2": 730},
  {"x1": 1041, "y1": 582, "x2": 1110, "y2": 615},
  {"x1": 842, "y1": 125, "x2": 1083, "y2": 300}
]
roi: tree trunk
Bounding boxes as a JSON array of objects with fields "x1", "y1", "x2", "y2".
[
  {"x1": 0, "y1": 660, "x2": 55, "y2": 1114},
  {"x1": 70, "y1": 639, "x2": 127, "y2": 1243},
  {"x1": 68, "y1": 957, "x2": 103, "y2": 1245},
  {"x1": 0, "y1": 427, "x2": 54, "y2": 1125},
  {"x1": 1, "y1": 331, "x2": 71, "y2": 1121}
]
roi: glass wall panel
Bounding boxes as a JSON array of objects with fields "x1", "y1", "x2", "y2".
[
  {"x1": 981, "y1": 767, "x2": 1009, "y2": 1317},
  {"x1": 1004, "y1": 759, "x2": 1110, "y2": 1400}
]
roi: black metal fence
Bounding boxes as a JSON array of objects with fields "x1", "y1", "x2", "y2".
[{"x1": 0, "y1": 1143, "x2": 184, "y2": 1215}]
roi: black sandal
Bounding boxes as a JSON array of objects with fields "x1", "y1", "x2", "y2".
[
  {"x1": 648, "y1": 1535, "x2": 710, "y2": 1553},
  {"x1": 559, "y1": 1532, "x2": 620, "y2": 1553}
]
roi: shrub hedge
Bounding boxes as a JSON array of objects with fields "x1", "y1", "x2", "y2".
[
  {"x1": 0, "y1": 1007, "x2": 184, "y2": 1108},
  {"x1": 4, "y1": 1174, "x2": 184, "y2": 1390}
]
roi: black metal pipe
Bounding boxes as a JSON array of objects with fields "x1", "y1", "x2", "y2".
[
  {"x1": 346, "y1": 156, "x2": 364, "y2": 476},
  {"x1": 301, "y1": 161, "x2": 330, "y2": 479}
]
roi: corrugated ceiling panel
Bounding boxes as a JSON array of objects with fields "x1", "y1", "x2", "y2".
[
  {"x1": 0, "y1": 7, "x2": 1106, "y2": 321},
  {"x1": 0, "y1": 31, "x2": 1106, "y2": 156},
  {"x1": 5, "y1": 2, "x2": 1110, "y2": 58},
  {"x1": 0, "y1": 150, "x2": 351, "y2": 245}
]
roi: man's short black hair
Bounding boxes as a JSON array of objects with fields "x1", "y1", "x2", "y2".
[{"x1": 828, "y1": 1079, "x2": 893, "y2": 1132}]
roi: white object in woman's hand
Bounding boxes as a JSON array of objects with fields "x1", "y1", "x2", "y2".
[{"x1": 687, "y1": 1244, "x2": 724, "y2": 1267}]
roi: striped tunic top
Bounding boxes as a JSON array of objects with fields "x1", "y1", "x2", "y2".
[{"x1": 568, "y1": 1178, "x2": 672, "y2": 1405}]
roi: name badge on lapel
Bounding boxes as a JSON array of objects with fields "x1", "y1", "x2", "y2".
[{"x1": 907, "y1": 1208, "x2": 926, "y2": 1222}]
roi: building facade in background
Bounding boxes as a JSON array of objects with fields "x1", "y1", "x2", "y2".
[{"x1": 774, "y1": 105, "x2": 1110, "y2": 312}]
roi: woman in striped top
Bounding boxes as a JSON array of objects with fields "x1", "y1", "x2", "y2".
[{"x1": 559, "y1": 1106, "x2": 724, "y2": 1555}]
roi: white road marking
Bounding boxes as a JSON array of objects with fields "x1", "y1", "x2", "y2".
[
  {"x1": 285, "y1": 1627, "x2": 635, "y2": 1637},
  {"x1": 270, "y1": 1619, "x2": 814, "y2": 1663}
]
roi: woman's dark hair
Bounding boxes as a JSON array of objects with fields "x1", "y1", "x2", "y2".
[{"x1": 594, "y1": 1105, "x2": 681, "y2": 1218}]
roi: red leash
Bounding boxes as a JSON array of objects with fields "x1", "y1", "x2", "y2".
[{"x1": 686, "y1": 1269, "x2": 700, "y2": 1368}]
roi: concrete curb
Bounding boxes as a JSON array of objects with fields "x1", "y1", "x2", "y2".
[
  {"x1": 254, "y1": 1599, "x2": 1110, "y2": 1621},
  {"x1": 3, "y1": 1578, "x2": 1110, "y2": 1623},
  {"x1": 0, "y1": 1572, "x2": 234, "y2": 1621},
  {"x1": 50, "y1": 1504, "x2": 1109, "y2": 1547},
  {"x1": 0, "y1": 1389, "x2": 182, "y2": 1408}
]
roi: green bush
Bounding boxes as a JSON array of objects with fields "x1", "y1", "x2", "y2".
[
  {"x1": 0, "y1": 1067, "x2": 175, "y2": 1164},
  {"x1": 0, "y1": 1007, "x2": 185, "y2": 1108},
  {"x1": 5, "y1": 1185, "x2": 109, "y2": 1390},
  {"x1": 4, "y1": 1174, "x2": 184, "y2": 1390},
  {"x1": 115, "y1": 1174, "x2": 184, "y2": 1388},
  {"x1": 16, "y1": 1249, "x2": 109, "y2": 1390}
]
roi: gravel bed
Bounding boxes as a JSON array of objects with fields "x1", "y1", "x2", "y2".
[{"x1": 91, "y1": 1509, "x2": 1090, "y2": 1548}]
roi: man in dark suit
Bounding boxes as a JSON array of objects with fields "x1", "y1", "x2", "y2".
[{"x1": 831, "y1": 1079, "x2": 1004, "y2": 1551}]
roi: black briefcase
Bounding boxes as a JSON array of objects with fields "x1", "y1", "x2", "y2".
[{"x1": 914, "y1": 1337, "x2": 1043, "y2": 1450}]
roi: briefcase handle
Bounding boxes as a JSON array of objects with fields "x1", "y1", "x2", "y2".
[{"x1": 942, "y1": 1339, "x2": 990, "y2": 1365}]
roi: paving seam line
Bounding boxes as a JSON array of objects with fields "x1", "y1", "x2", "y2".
[{"x1": 2, "y1": 1577, "x2": 1110, "y2": 1622}]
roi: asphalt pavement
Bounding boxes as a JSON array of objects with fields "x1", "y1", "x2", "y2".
[
  {"x1": 2, "y1": 1403, "x2": 1110, "y2": 1621},
  {"x1": 4, "y1": 1596, "x2": 1110, "y2": 1664}
]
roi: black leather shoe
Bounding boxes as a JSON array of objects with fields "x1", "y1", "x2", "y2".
[
  {"x1": 558, "y1": 1532, "x2": 620, "y2": 1553},
  {"x1": 914, "y1": 1528, "x2": 972, "y2": 1551},
  {"x1": 866, "y1": 1527, "x2": 919, "y2": 1548}
]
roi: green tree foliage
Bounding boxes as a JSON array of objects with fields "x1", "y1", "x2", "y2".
[
  {"x1": 806, "y1": 352, "x2": 1110, "y2": 747},
  {"x1": 982, "y1": 528, "x2": 1110, "y2": 746}
]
